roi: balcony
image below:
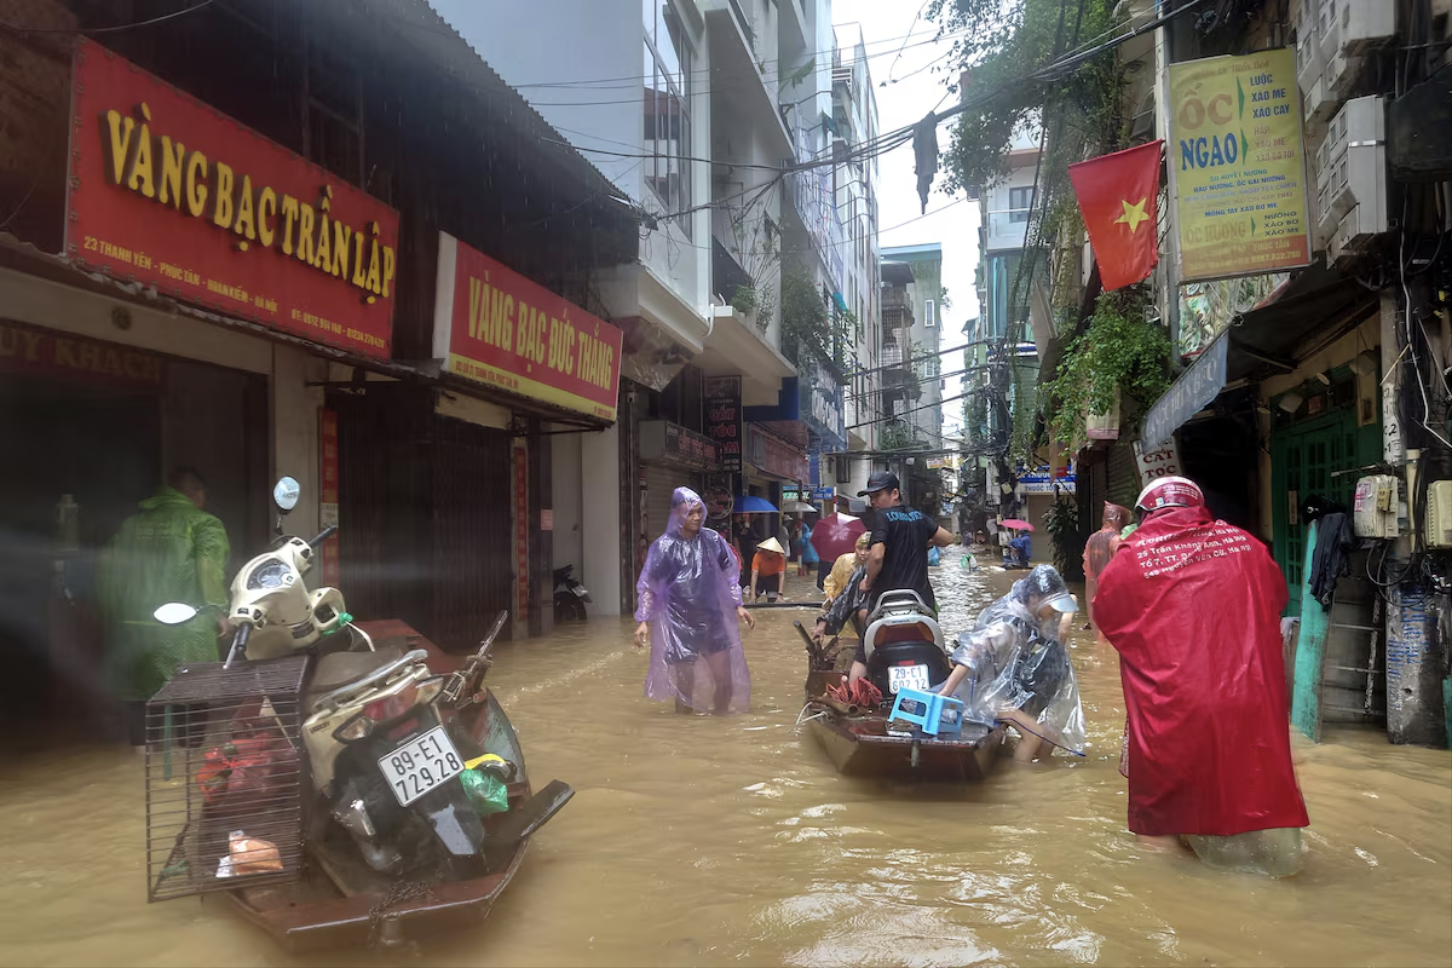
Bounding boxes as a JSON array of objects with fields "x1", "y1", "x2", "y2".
[
  {"x1": 984, "y1": 210, "x2": 1031, "y2": 252},
  {"x1": 705, "y1": 0, "x2": 792, "y2": 155}
]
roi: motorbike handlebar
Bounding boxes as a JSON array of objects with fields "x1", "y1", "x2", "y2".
[
  {"x1": 223, "y1": 621, "x2": 251, "y2": 669},
  {"x1": 307, "y1": 525, "x2": 338, "y2": 549}
]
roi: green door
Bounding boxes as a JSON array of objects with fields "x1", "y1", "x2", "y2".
[{"x1": 1271, "y1": 409, "x2": 1361, "y2": 616}]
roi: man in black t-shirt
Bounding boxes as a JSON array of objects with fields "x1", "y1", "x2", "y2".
[{"x1": 852, "y1": 471, "x2": 955, "y2": 683}]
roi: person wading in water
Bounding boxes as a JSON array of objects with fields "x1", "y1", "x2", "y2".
[
  {"x1": 1094, "y1": 476, "x2": 1310, "y2": 876},
  {"x1": 635, "y1": 488, "x2": 755, "y2": 715}
]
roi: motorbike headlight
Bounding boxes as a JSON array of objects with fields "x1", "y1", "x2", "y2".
[{"x1": 245, "y1": 558, "x2": 292, "y2": 591}]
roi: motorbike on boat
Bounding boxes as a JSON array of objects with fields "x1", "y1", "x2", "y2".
[
  {"x1": 144, "y1": 477, "x2": 573, "y2": 953},
  {"x1": 800, "y1": 590, "x2": 1005, "y2": 781}
]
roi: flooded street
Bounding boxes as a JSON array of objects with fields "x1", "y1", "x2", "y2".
[{"x1": 2, "y1": 559, "x2": 1450, "y2": 968}]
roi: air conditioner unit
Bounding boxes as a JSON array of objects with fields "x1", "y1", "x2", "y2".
[
  {"x1": 1353, "y1": 474, "x2": 1400, "y2": 539},
  {"x1": 1295, "y1": 5, "x2": 1325, "y2": 96},
  {"x1": 1330, "y1": 202, "x2": 1388, "y2": 265},
  {"x1": 1317, "y1": 97, "x2": 1385, "y2": 238},
  {"x1": 1320, "y1": 0, "x2": 1395, "y2": 59},
  {"x1": 1324, "y1": 48, "x2": 1364, "y2": 99},
  {"x1": 1303, "y1": 77, "x2": 1336, "y2": 135},
  {"x1": 1424, "y1": 480, "x2": 1452, "y2": 548}
]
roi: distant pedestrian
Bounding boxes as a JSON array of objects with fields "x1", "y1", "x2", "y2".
[
  {"x1": 635, "y1": 488, "x2": 754, "y2": 715},
  {"x1": 799, "y1": 518, "x2": 819, "y2": 578},
  {"x1": 751, "y1": 536, "x2": 788, "y2": 602},
  {"x1": 1082, "y1": 502, "x2": 1131, "y2": 637}
]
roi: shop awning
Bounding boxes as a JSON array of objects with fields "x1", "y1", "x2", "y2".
[{"x1": 1140, "y1": 261, "x2": 1378, "y2": 444}]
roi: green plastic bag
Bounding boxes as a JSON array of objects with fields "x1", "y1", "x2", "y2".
[{"x1": 460, "y1": 768, "x2": 509, "y2": 816}]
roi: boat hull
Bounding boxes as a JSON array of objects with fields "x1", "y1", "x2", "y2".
[
  {"x1": 220, "y1": 619, "x2": 569, "y2": 954},
  {"x1": 806, "y1": 712, "x2": 1005, "y2": 781}
]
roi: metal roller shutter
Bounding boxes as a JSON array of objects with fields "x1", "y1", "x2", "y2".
[{"x1": 645, "y1": 465, "x2": 697, "y2": 539}]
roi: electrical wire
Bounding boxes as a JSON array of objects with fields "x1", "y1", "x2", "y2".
[{"x1": 0, "y1": 0, "x2": 217, "y2": 33}]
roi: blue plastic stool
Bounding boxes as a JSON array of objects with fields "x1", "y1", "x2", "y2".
[{"x1": 888, "y1": 687, "x2": 965, "y2": 737}]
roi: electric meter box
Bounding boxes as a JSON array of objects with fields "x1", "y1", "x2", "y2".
[
  {"x1": 1353, "y1": 474, "x2": 1400, "y2": 539},
  {"x1": 1425, "y1": 480, "x2": 1452, "y2": 549}
]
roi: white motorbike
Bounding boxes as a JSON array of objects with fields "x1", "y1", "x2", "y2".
[{"x1": 154, "y1": 476, "x2": 490, "y2": 874}]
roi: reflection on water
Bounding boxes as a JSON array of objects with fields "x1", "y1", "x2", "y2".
[{"x1": 1, "y1": 555, "x2": 1449, "y2": 967}]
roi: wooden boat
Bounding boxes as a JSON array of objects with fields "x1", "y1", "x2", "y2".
[
  {"x1": 797, "y1": 595, "x2": 1006, "y2": 782},
  {"x1": 225, "y1": 619, "x2": 572, "y2": 954}
]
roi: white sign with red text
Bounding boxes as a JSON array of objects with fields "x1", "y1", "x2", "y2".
[{"x1": 1134, "y1": 437, "x2": 1183, "y2": 487}]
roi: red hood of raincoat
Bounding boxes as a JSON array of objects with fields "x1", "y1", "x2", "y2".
[{"x1": 1094, "y1": 506, "x2": 1309, "y2": 837}]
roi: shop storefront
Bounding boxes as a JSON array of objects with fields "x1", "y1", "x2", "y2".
[
  {"x1": 0, "y1": 39, "x2": 400, "y2": 727},
  {"x1": 426, "y1": 232, "x2": 625, "y2": 641},
  {"x1": 638, "y1": 420, "x2": 718, "y2": 537}
]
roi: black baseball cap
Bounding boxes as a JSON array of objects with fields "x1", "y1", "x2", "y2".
[{"x1": 858, "y1": 471, "x2": 901, "y2": 496}]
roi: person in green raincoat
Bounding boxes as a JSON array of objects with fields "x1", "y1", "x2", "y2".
[{"x1": 99, "y1": 467, "x2": 231, "y2": 746}]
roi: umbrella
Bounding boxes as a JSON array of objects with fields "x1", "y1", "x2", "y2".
[
  {"x1": 1000, "y1": 519, "x2": 1034, "y2": 532},
  {"x1": 735, "y1": 495, "x2": 778, "y2": 514},
  {"x1": 783, "y1": 500, "x2": 816, "y2": 513},
  {"x1": 811, "y1": 512, "x2": 867, "y2": 562}
]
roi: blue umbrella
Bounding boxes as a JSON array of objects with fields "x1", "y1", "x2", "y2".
[{"x1": 734, "y1": 495, "x2": 778, "y2": 514}]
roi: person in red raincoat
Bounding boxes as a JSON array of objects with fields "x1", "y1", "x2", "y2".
[
  {"x1": 1094, "y1": 476, "x2": 1309, "y2": 875},
  {"x1": 1082, "y1": 502, "x2": 1132, "y2": 640}
]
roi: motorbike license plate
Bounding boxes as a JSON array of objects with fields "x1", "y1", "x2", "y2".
[
  {"x1": 378, "y1": 726, "x2": 465, "y2": 807},
  {"x1": 887, "y1": 664, "x2": 931, "y2": 694}
]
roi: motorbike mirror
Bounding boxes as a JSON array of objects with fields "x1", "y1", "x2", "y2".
[
  {"x1": 154, "y1": 602, "x2": 199, "y2": 625},
  {"x1": 273, "y1": 477, "x2": 301, "y2": 514}
]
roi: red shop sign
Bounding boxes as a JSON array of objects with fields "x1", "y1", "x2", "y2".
[
  {"x1": 66, "y1": 39, "x2": 399, "y2": 359},
  {"x1": 432, "y1": 233, "x2": 623, "y2": 421}
]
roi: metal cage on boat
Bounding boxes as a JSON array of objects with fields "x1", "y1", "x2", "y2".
[{"x1": 143, "y1": 656, "x2": 308, "y2": 902}]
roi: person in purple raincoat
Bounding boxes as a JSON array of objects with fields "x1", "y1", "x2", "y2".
[{"x1": 634, "y1": 487, "x2": 755, "y2": 714}]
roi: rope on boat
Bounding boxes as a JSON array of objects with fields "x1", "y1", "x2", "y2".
[{"x1": 795, "y1": 702, "x2": 828, "y2": 726}]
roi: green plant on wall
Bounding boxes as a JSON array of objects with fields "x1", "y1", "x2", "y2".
[
  {"x1": 781, "y1": 266, "x2": 851, "y2": 366},
  {"x1": 879, "y1": 421, "x2": 917, "y2": 452},
  {"x1": 1043, "y1": 497, "x2": 1084, "y2": 582},
  {"x1": 1042, "y1": 286, "x2": 1172, "y2": 446}
]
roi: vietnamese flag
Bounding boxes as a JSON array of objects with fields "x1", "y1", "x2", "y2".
[{"x1": 1068, "y1": 141, "x2": 1163, "y2": 291}]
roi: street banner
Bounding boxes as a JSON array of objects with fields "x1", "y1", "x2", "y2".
[
  {"x1": 1068, "y1": 140, "x2": 1163, "y2": 291},
  {"x1": 67, "y1": 40, "x2": 399, "y2": 358},
  {"x1": 1169, "y1": 48, "x2": 1312, "y2": 281},
  {"x1": 433, "y1": 232, "x2": 624, "y2": 421}
]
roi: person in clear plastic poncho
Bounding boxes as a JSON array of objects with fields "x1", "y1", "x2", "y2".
[
  {"x1": 634, "y1": 488, "x2": 755, "y2": 714},
  {"x1": 936, "y1": 565, "x2": 1086, "y2": 762}
]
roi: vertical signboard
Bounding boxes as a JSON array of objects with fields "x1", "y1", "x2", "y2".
[
  {"x1": 1169, "y1": 48, "x2": 1312, "y2": 281},
  {"x1": 705, "y1": 375, "x2": 743, "y2": 474},
  {"x1": 514, "y1": 443, "x2": 529, "y2": 621},
  {"x1": 319, "y1": 409, "x2": 340, "y2": 587}
]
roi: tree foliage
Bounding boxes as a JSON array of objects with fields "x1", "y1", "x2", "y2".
[{"x1": 1042, "y1": 287, "x2": 1172, "y2": 446}]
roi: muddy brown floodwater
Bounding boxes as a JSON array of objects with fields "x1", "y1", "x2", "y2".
[{"x1": 1, "y1": 558, "x2": 1450, "y2": 968}]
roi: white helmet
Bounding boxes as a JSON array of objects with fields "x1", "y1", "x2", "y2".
[{"x1": 1135, "y1": 476, "x2": 1205, "y2": 513}]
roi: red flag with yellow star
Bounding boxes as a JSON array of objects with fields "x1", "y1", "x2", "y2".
[{"x1": 1068, "y1": 141, "x2": 1163, "y2": 291}]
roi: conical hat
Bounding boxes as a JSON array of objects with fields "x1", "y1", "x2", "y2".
[{"x1": 756, "y1": 536, "x2": 785, "y2": 555}]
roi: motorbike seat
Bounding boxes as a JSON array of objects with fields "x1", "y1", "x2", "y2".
[{"x1": 307, "y1": 645, "x2": 406, "y2": 705}]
